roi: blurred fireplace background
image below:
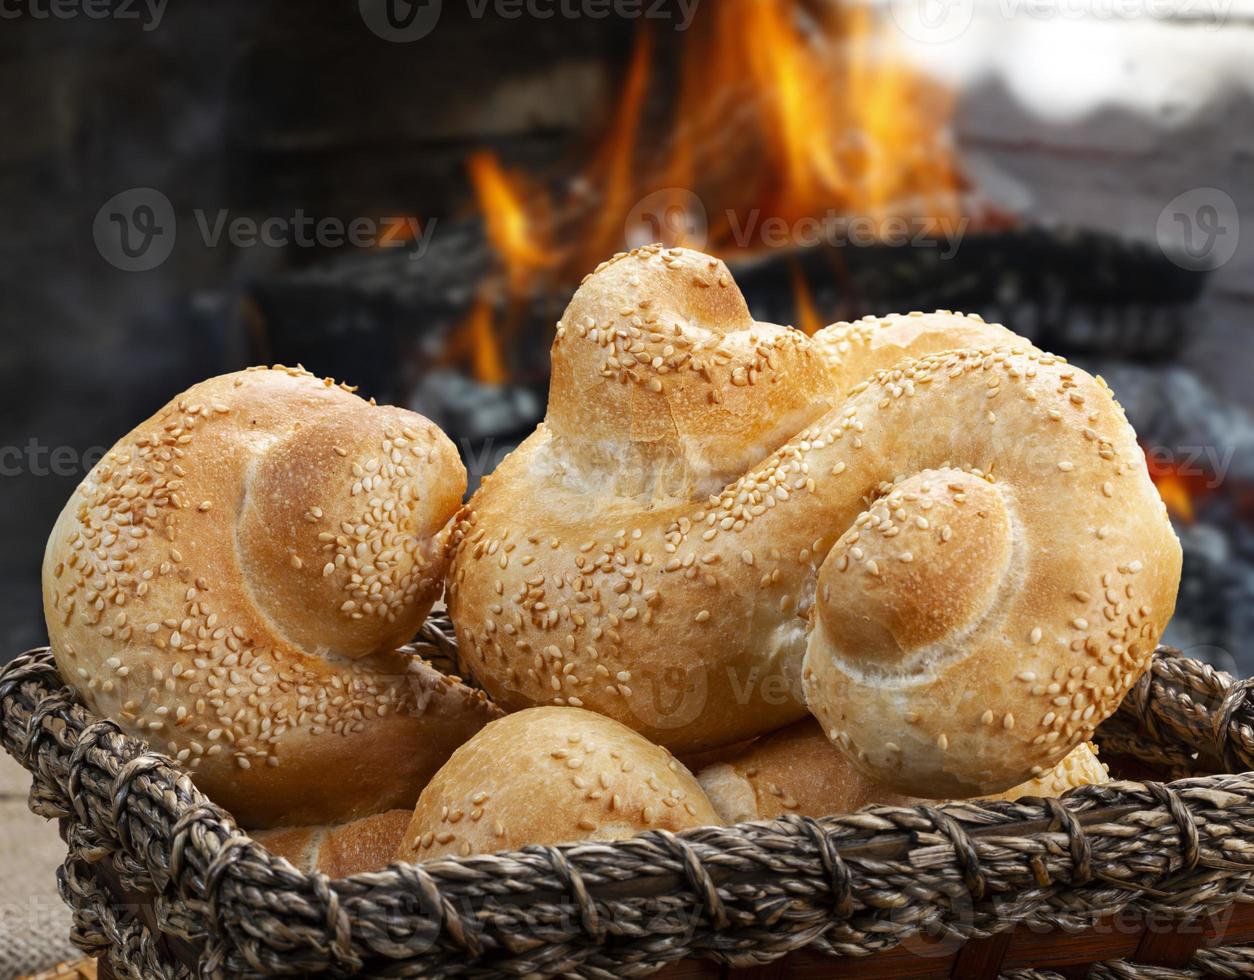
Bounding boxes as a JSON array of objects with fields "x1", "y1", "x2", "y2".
[{"x1": 2, "y1": 0, "x2": 1252, "y2": 671}]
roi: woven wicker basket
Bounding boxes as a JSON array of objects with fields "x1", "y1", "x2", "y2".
[{"x1": 3, "y1": 616, "x2": 1254, "y2": 979}]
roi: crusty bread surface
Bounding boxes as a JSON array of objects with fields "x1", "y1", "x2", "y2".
[
  {"x1": 253, "y1": 808, "x2": 411, "y2": 877},
  {"x1": 447, "y1": 245, "x2": 1179, "y2": 794},
  {"x1": 396, "y1": 706, "x2": 721, "y2": 861},
  {"x1": 696, "y1": 719, "x2": 1109, "y2": 822},
  {"x1": 42, "y1": 366, "x2": 494, "y2": 827}
]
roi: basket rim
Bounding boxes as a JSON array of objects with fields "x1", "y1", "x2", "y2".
[{"x1": 5, "y1": 632, "x2": 1254, "y2": 978}]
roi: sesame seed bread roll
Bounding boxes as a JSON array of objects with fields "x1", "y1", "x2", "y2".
[
  {"x1": 696, "y1": 719, "x2": 917, "y2": 823},
  {"x1": 448, "y1": 246, "x2": 1179, "y2": 773},
  {"x1": 396, "y1": 706, "x2": 721, "y2": 861},
  {"x1": 979, "y1": 741, "x2": 1108, "y2": 802},
  {"x1": 696, "y1": 719, "x2": 1109, "y2": 823},
  {"x1": 41, "y1": 365, "x2": 495, "y2": 827},
  {"x1": 811, "y1": 310, "x2": 1021, "y2": 389},
  {"x1": 801, "y1": 347, "x2": 1180, "y2": 797},
  {"x1": 253, "y1": 809, "x2": 410, "y2": 878}
]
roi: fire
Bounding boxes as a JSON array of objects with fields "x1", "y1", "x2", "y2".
[
  {"x1": 466, "y1": 152, "x2": 553, "y2": 292},
  {"x1": 441, "y1": 292, "x2": 508, "y2": 385},
  {"x1": 454, "y1": 0, "x2": 967, "y2": 378},
  {"x1": 664, "y1": 0, "x2": 961, "y2": 243},
  {"x1": 1154, "y1": 470, "x2": 1196, "y2": 524},
  {"x1": 1144, "y1": 446, "x2": 1213, "y2": 524},
  {"x1": 466, "y1": 295, "x2": 508, "y2": 386},
  {"x1": 789, "y1": 261, "x2": 825, "y2": 336}
]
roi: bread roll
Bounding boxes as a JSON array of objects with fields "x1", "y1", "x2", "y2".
[
  {"x1": 979, "y1": 741, "x2": 1108, "y2": 802},
  {"x1": 396, "y1": 706, "x2": 721, "y2": 861},
  {"x1": 696, "y1": 719, "x2": 916, "y2": 822},
  {"x1": 812, "y1": 310, "x2": 1020, "y2": 386},
  {"x1": 448, "y1": 245, "x2": 1179, "y2": 789},
  {"x1": 696, "y1": 719, "x2": 1108, "y2": 822},
  {"x1": 447, "y1": 248, "x2": 1021, "y2": 753},
  {"x1": 800, "y1": 340, "x2": 1179, "y2": 796},
  {"x1": 253, "y1": 809, "x2": 410, "y2": 877},
  {"x1": 41, "y1": 365, "x2": 494, "y2": 827}
]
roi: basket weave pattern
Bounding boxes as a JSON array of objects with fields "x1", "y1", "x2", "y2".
[{"x1": 3, "y1": 619, "x2": 1254, "y2": 979}]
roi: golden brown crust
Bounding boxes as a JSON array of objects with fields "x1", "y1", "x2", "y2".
[
  {"x1": 42, "y1": 366, "x2": 489, "y2": 827},
  {"x1": 697, "y1": 720, "x2": 1109, "y2": 822},
  {"x1": 696, "y1": 719, "x2": 916, "y2": 822},
  {"x1": 252, "y1": 809, "x2": 411, "y2": 877},
  {"x1": 396, "y1": 706, "x2": 722, "y2": 861},
  {"x1": 811, "y1": 311, "x2": 1020, "y2": 388},
  {"x1": 801, "y1": 343, "x2": 1180, "y2": 797},
  {"x1": 546, "y1": 246, "x2": 840, "y2": 497},
  {"x1": 979, "y1": 741, "x2": 1108, "y2": 802},
  {"x1": 448, "y1": 247, "x2": 1179, "y2": 782}
]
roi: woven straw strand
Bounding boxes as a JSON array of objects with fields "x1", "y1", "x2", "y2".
[{"x1": 5, "y1": 631, "x2": 1254, "y2": 978}]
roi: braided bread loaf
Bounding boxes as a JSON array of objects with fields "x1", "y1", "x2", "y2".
[
  {"x1": 42, "y1": 366, "x2": 496, "y2": 826},
  {"x1": 447, "y1": 246, "x2": 1180, "y2": 794}
]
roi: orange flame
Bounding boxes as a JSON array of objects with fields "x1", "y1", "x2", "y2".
[
  {"x1": 654, "y1": 0, "x2": 963, "y2": 239},
  {"x1": 443, "y1": 293, "x2": 509, "y2": 386},
  {"x1": 1144, "y1": 446, "x2": 1213, "y2": 525},
  {"x1": 1154, "y1": 471, "x2": 1196, "y2": 524},
  {"x1": 455, "y1": 1, "x2": 967, "y2": 376},
  {"x1": 467, "y1": 151, "x2": 553, "y2": 292},
  {"x1": 790, "y1": 261, "x2": 824, "y2": 336}
]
